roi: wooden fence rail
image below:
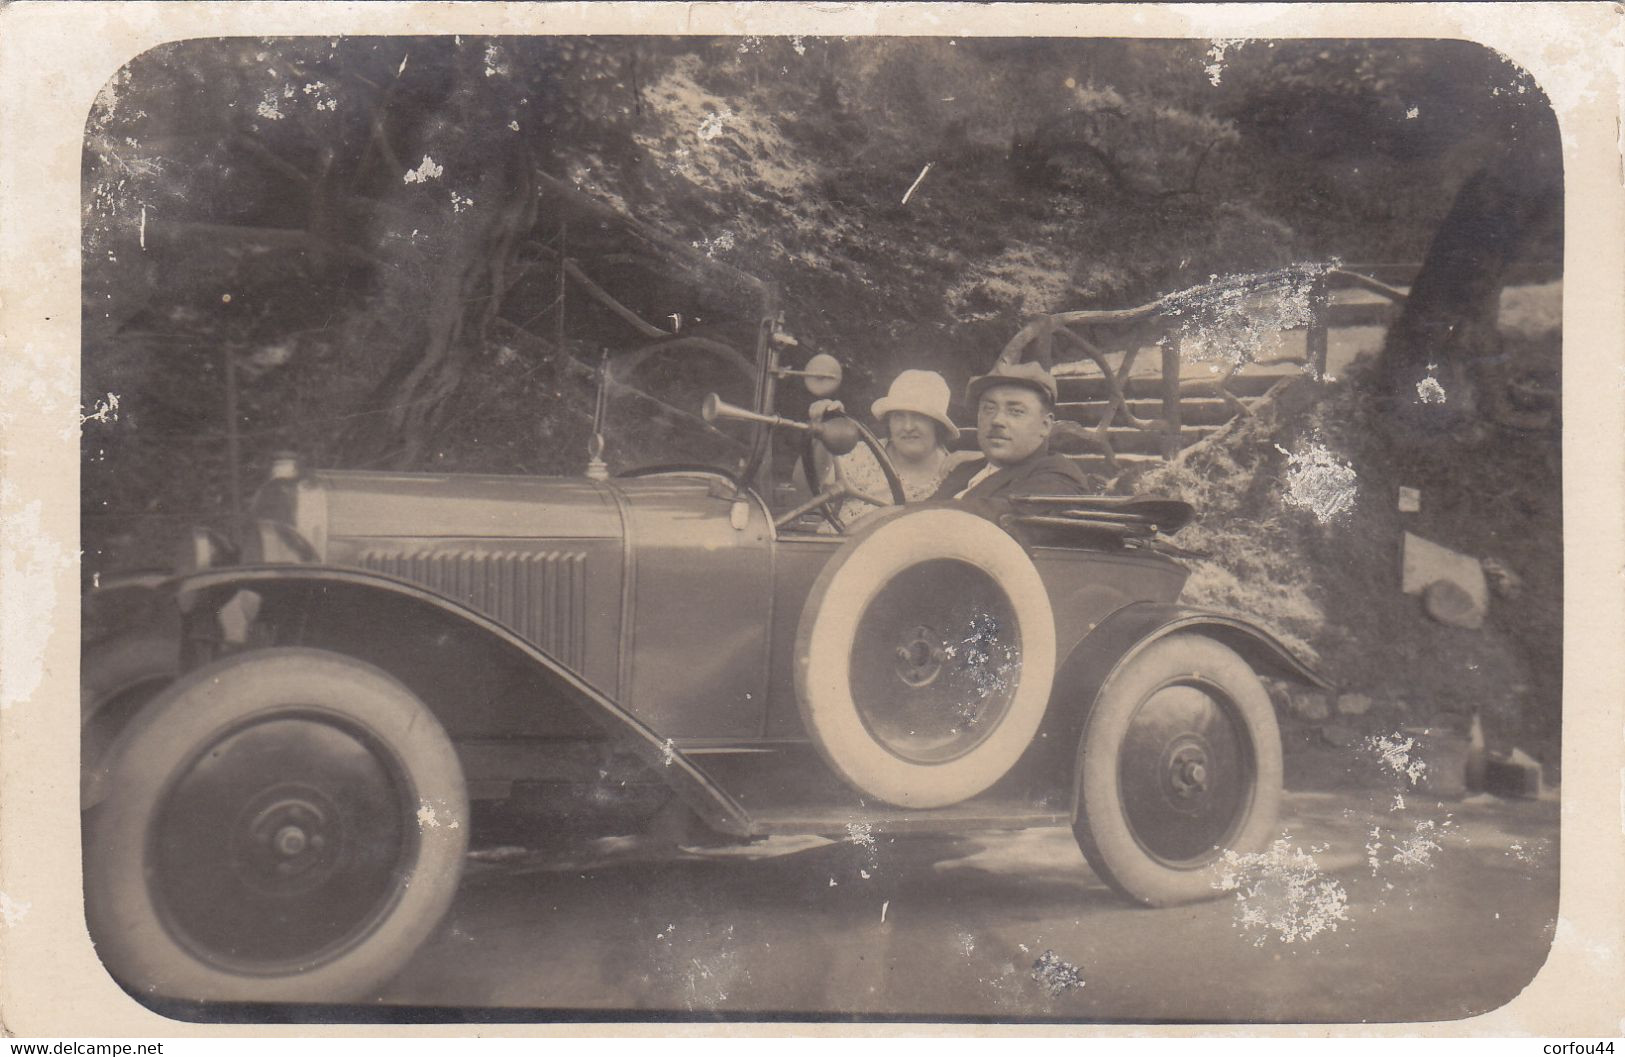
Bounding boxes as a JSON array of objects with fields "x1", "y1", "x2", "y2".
[{"x1": 993, "y1": 265, "x2": 1422, "y2": 477}]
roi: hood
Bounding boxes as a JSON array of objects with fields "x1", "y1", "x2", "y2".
[{"x1": 309, "y1": 470, "x2": 623, "y2": 550}]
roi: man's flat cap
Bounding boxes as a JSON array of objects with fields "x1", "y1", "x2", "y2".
[{"x1": 966, "y1": 360, "x2": 1059, "y2": 407}]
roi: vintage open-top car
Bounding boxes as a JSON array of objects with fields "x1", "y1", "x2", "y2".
[{"x1": 81, "y1": 216, "x2": 1330, "y2": 1007}]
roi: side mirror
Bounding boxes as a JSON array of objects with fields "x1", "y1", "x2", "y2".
[
  {"x1": 802, "y1": 353, "x2": 842, "y2": 398},
  {"x1": 774, "y1": 354, "x2": 842, "y2": 396}
]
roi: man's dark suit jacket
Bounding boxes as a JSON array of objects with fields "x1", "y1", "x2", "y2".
[{"x1": 931, "y1": 448, "x2": 1091, "y2": 501}]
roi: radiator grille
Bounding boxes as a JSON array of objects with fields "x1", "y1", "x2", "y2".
[{"x1": 356, "y1": 548, "x2": 587, "y2": 668}]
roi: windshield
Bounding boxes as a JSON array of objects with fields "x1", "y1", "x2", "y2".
[{"x1": 598, "y1": 338, "x2": 760, "y2": 477}]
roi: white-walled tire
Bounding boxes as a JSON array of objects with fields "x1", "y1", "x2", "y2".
[
  {"x1": 84, "y1": 647, "x2": 467, "y2": 1003},
  {"x1": 795, "y1": 507, "x2": 1057, "y2": 808},
  {"x1": 1072, "y1": 633, "x2": 1282, "y2": 906},
  {"x1": 82, "y1": 631, "x2": 180, "y2": 804}
]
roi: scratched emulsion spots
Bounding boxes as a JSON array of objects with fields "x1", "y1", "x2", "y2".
[
  {"x1": 1275, "y1": 436, "x2": 1359, "y2": 525},
  {"x1": 1030, "y1": 950, "x2": 1085, "y2": 997},
  {"x1": 302, "y1": 81, "x2": 337, "y2": 112},
  {"x1": 1389, "y1": 818, "x2": 1445, "y2": 869},
  {"x1": 482, "y1": 43, "x2": 510, "y2": 80},
  {"x1": 0, "y1": 891, "x2": 31, "y2": 928},
  {"x1": 1162, "y1": 264, "x2": 1330, "y2": 374},
  {"x1": 844, "y1": 821, "x2": 882, "y2": 877},
  {"x1": 415, "y1": 801, "x2": 460, "y2": 830},
  {"x1": 1507, "y1": 837, "x2": 1553, "y2": 867},
  {"x1": 1364, "y1": 732, "x2": 1429, "y2": 787},
  {"x1": 943, "y1": 612, "x2": 1021, "y2": 722},
  {"x1": 80, "y1": 393, "x2": 120, "y2": 426},
  {"x1": 693, "y1": 230, "x2": 736, "y2": 257},
  {"x1": 403, "y1": 154, "x2": 444, "y2": 185},
  {"x1": 1202, "y1": 39, "x2": 1250, "y2": 87},
  {"x1": 1367, "y1": 817, "x2": 1449, "y2": 877},
  {"x1": 649, "y1": 921, "x2": 746, "y2": 1010},
  {"x1": 255, "y1": 92, "x2": 284, "y2": 122},
  {"x1": 0, "y1": 480, "x2": 71, "y2": 712},
  {"x1": 1553, "y1": 917, "x2": 1622, "y2": 977},
  {"x1": 697, "y1": 107, "x2": 732, "y2": 141},
  {"x1": 1416, "y1": 376, "x2": 1447, "y2": 404},
  {"x1": 1211, "y1": 837, "x2": 1351, "y2": 945}
]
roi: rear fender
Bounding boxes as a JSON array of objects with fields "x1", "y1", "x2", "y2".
[
  {"x1": 172, "y1": 566, "x2": 751, "y2": 836},
  {"x1": 1053, "y1": 601, "x2": 1332, "y2": 731}
]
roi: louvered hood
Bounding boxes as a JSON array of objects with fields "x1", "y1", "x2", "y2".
[{"x1": 297, "y1": 470, "x2": 625, "y2": 684}]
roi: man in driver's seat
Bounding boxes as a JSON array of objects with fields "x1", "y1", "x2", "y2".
[{"x1": 933, "y1": 361, "x2": 1090, "y2": 501}]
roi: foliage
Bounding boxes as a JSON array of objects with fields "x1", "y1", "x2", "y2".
[{"x1": 82, "y1": 36, "x2": 1559, "y2": 579}]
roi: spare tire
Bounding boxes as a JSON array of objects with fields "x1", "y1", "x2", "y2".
[{"x1": 794, "y1": 506, "x2": 1056, "y2": 808}]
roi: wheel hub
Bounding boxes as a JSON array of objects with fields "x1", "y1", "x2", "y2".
[
  {"x1": 234, "y1": 786, "x2": 342, "y2": 895},
  {"x1": 893, "y1": 624, "x2": 945, "y2": 688},
  {"x1": 1117, "y1": 681, "x2": 1255, "y2": 866},
  {"x1": 274, "y1": 824, "x2": 307, "y2": 857},
  {"x1": 1159, "y1": 735, "x2": 1214, "y2": 807},
  {"x1": 1167, "y1": 742, "x2": 1210, "y2": 799},
  {"x1": 849, "y1": 558, "x2": 1021, "y2": 764}
]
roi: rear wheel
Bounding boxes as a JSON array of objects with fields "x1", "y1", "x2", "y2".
[
  {"x1": 1072, "y1": 633, "x2": 1282, "y2": 906},
  {"x1": 84, "y1": 647, "x2": 467, "y2": 1003}
]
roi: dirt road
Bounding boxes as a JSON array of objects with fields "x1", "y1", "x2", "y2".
[{"x1": 376, "y1": 782, "x2": 1558, "y2": 1024}]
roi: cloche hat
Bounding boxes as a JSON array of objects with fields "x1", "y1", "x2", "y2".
[{"x1": 871, "y1": 369, "x2": 959, "y2": 441}]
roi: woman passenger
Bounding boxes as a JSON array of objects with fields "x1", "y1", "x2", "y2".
[{"x1": 810, "y1": 369, "x2": 964, "y2": 526}]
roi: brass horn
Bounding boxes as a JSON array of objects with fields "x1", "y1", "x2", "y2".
[
  {"x1": 701, "y1": 393, "x2": 860, "y2": 455},
  {"x1": 701, "y1": 393, "x2": 806, "y2": 431}
]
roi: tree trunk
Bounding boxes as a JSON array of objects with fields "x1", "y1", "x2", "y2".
[
  {"x1": 1377, "y1": 142, "x2": 1560, "y2": 428},
  {"x1": 384, "y1": 159, "x2": 536, "y2": 467},
  {"x1": 349, "y1": 40, "x2": 541, "y2": 469}
]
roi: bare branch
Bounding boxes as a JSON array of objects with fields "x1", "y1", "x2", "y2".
[
  {"x1": 233, "y1": 133, "x2": 313, "y2": 186},
  {"x1": 562, "y1": 258, "x2": 675, "y2": 339}
]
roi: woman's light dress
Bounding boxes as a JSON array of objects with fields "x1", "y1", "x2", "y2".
[{"x1": 832, "y1": 442, "x2": 951, "y2": 525}]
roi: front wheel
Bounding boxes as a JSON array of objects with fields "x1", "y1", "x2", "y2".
[
  {"x1": 82, "y1": 631, "x2": 180, "y2": 804},
  {"x1": 84, "y1": 647, "x2": 468, "y2": 1003},
  {"x1": 1072, "y1": 633, "x2": 1282, "y2": 907}
]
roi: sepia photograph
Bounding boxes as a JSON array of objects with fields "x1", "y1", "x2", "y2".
[{"x1": 0, "y1": 2, "x2": 1615, "y2": 1036}]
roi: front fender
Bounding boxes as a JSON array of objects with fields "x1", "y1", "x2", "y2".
[
  {"x1": 1055, "y1": 600, "x2": 1333, "y2": 721},
  {"x1": 170, "y1": 565, "x2": 751, "y2": 836}
]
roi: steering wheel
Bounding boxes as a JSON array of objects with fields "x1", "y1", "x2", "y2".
[{"x1": 793, "y1": 416, "x2": 906, "y2": 534}]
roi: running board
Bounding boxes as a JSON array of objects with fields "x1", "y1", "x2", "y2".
[
  {"x1": 688, "y1": 741, "x2": 1074, "y2": 839},
  {"x1": 743, "y1": 802, "x2": 1068, "y2": 838}
]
